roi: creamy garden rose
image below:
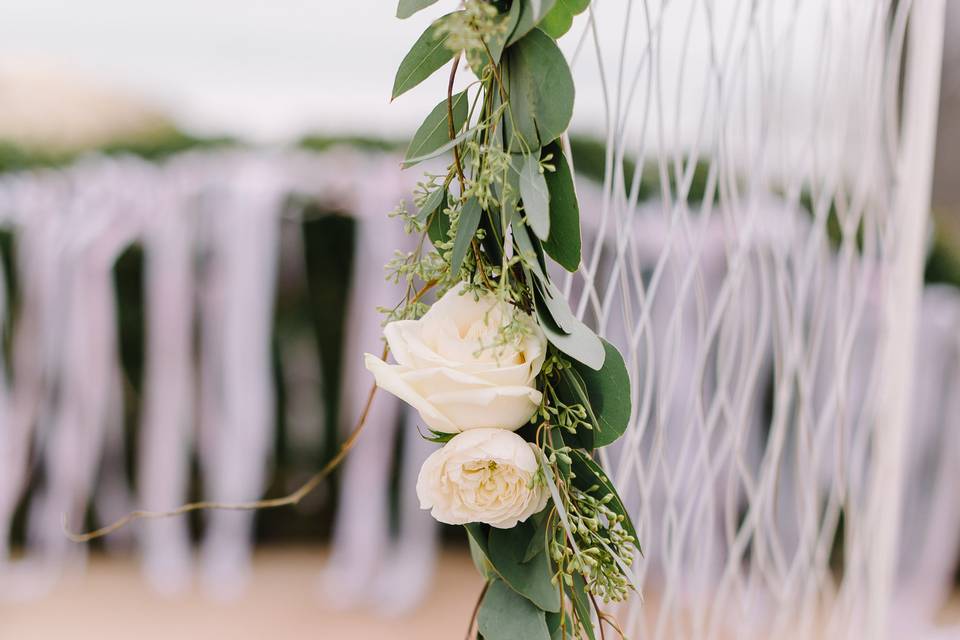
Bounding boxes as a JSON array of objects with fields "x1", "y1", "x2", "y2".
[
  {"x1": 364, "y1": 283, "x2": 546, "y2": 433},
  {"x1": 416, "y1": 428, "x2": 549, "y2": 528}
]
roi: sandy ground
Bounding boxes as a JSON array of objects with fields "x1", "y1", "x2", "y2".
[{"x1": 0, "y1": 548, "x2": 484, "y2": 640}]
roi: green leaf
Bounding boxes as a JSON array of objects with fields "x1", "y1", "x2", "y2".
[
  {"x1": 405, "y1": 92, "x2": 468, "y2": 165},
  {"x1": 392, "y1": 13, "x2": 458, "y2": 100},
  {"x1": 541, "y1": 142, "x2": 581, "y2": 271},
  {"x1": 396, "y1": 0, "x2": 440, "y2": 19},
  {"x1": 513, "y1": 214, "x2": 549, "y2": 282},
  {"x1": 534, "y1": 280, "x2": 606, "y2": 370},
  {"x1": 479, "y1": 580, "x2": 551, "y2": 640},
  {"x1": 478, "y1": 206, "x2": 504, "y2": 265},
  {"x1": 504, "y1": 29, "x2": 574, "y2": 151},
  {"x1": 519, "y1": 153, "x2": 551, "y2": 239},
  {"x1": 564, "y1": 339, "x2": 630, "y2": 446},
  {"x1": 401, "y1": 122, "x2": 477, "y2": 167},
  {"x1": 468, "y1": 535, "x2": 499, "y2": 580},
  {"x1": 416, "y1": 186, "x2": 447, "y2": 223},
  {"x1": 535, "y1": 300, "x2": 605, "y2": 371},
  {"x1": 570, "y1": 449, "x2": 640, "y2": 553},
  {"x1": 568, "y1": 573, "x2": 597, "y2": 640},
  {"x1": 488, "y1": 519, "x2": 560, "y2": 612},
  {"x1": 546, "y1": 609, "x2": 577, "y2": 640},
  {"x1": 451, "y1": 197, "x2": 482, "y2": 274},
  {"x1": 501, "y1": 154, "x2": 523, "y2": 222},
  {"x1": 416, "y1": 424, "x2": 455, "y2": 443},
  {"x1": 508, "y1": 0, "x2": 559, "y2": 46},
  {"x1": 427, "y1": 191, "x2": 450, "y2": 246},
  {"x1": 539, "y1": 0, "x2": 590, "y2": 39},
  {"x1": 522, "y1": 511, "x2": 549, "y2": 563}
]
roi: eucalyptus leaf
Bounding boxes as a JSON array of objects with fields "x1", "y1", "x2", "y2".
[
  {"x1": 541, "y1": 141, "x2": 581, "y2": 270},
  {"x1": 534, "y1": 282, "x2": 606, "y2": 370},
  {"x1": 396, "y1": 0, "x2": 440, "y2": 19},
  {"x1": 540, "y1": 0, "x2": 590, "y2": 39},
  {"x1": 570, "y1": 449, "x2": 640, "y2": 552},
  {"x1": 401, "y1": 123, "x2": 477, "y2": 167},
  {"x1": 417, "y1": 186, "x2": 447, "y2": 223},
  {"x1": 478, "y1": 580, "x2": 551, "y2": 640},
  {"x1": 488, "y1": 519, "x2": 560, "y2": 612},
  {"x1": 535, "y1": 279, "x2": 578, "y2": 333},
  {"x1": 478, "y1": 207, "x2": 504, "y2": 265},
  {"x1": 546, "y1": 610, "x2": 576, "y2": 640},
  {"x1": 514, "y1": 221, "x2": 548, "y2": 282},
  {"x1": 405, "y1": 92, "x2": 468, "y2": 165},
  {"x1": 522, "y1": 511, "x2": 548, "y2": 563},
  {"x1": 519, "y1": 153, "x2": 551, "y2": 239},
  {"x1": 427, "y1": 192, "x2": 450, "y2": 246},
  {"x1": 504, "y1": 29, "x2": 574, "y2": 151},
  {"x1": 392, "y1": 13, "x2": 458, "y2": 100},
  {"x1": 501, "y1": 154, "x2": 523, "y2": 223},
  {"x1": 562, "y1": 339, "x2": 631, "y2": 447},
  {"x1": 451, "y1": 197, "x2": 482, "y2": 274},
  {"x1": 568, "y1": 573, "x2": 597, "y2": 640},
  {"x1": 508, "y1": 0, "x2": 559, "y2": 45},
  {"x1": 469, "y1": 536, "x2": 499, "y2": 580}
]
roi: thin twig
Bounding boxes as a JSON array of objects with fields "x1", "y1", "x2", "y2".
[
  {"x1": 464, "y1": 580, "x2": 490, "y2": 640},
  {"x1": 447, "y1": 52, "x2": 466, "y2": 189},
  {"x1": 65, "y1": 344, "x2": 387, "y2": 543},
  {"x1": 65, "y1": 280, "x2": 444, "y2": 543},
  {"x1": 597, "y1": 612, "x2": 627, "y2": 640},
  {"x1": 589, "y1": 593, "x2": 607, "y2": 640}
]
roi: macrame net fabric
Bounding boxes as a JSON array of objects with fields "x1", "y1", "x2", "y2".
[{"x1": 561, "y1": 1, "x2": 953, "y2": 639}]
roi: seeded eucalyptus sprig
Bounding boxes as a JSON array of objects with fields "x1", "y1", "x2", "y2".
[{"x1": 389, "y1": 1, "x2": 638, "y2": 638}]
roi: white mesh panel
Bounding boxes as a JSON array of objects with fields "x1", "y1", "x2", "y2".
[{"x1": 562, "y1": 1, "x2": 948, "y2": 638}]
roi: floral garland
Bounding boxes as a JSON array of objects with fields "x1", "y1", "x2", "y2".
[
  {"x1": 367, "y1": 1, "x2": 639, "y2": 637},
  {"x1": 62, "y1": 2, "x2": 640, "y2": 635}
]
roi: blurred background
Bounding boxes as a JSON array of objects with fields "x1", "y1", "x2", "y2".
[{"x1": 0, "y1": 2, "x2": 958, "y2": 639}]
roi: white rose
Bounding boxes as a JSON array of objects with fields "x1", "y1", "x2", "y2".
[
  {"x1": 364, "y1": 283, "x2": 546, "y2": 433},
  {"x1": 416, "y1": 428, "x2": 549, "y2": 528}
]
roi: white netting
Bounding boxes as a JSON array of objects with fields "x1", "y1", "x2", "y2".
[{"x1": 563, "y1": 1, "x2": 952, "y2": 639}]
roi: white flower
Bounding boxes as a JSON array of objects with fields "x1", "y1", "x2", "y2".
[
  {"x1": 416, "y1": 429, "x2": 549, "y2": 528},
  {"x1": 364, "y1": 283, "x2": 546, "y2": 433}
]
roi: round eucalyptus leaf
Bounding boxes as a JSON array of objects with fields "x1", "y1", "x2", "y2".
[
  {"x1": 504, "y1": 29, "x2": 574, "y2": 151},
  {"x1": 539, "y1": 0, "x2": 590, "y2": 39},
  {"x1": 478, "y1": 580, "x2": 552, "y2": 640},
  {"x1": 396, "y1": 0, "x2": 440, "y2": 19}
]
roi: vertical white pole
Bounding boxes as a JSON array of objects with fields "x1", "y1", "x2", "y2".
[{"x1": 868, "y1": 2, "x2": 946, "y2": 638}]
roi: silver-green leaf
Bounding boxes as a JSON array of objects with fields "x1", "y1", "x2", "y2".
[
  {"x1": 478, "y1": 580, "x2": 552, "y2": 640},
  {"x1": 416, "y1": 186, "x2": 447, "y2": 223},
  {"x1": 541, "y1": 141, "x2": 581, "y2": 270},
  {"x1": 392, "y1": 13, "x2": 458, "y2": 100},
  {"x1": 534, "y1": 280, "x2": 606, "y2": 370},
  {"x1": 504, "y1": 29, "x2": 574, "y2": 151},
  {"x1": 450, "y1": 197, "x2": 482, "y2": 274},
  {"x1": 507, "y1": 0, "x2": 559, "y2": 46},
  {"x1": 539, "y1": 0, "x2": 590, "y2": 39},
  {"x1": 404, "y1": 91, "x2": 469, "y2": 166},
  {"x1": 564, "y1": 339, "x2": 631, "y2": 447},
  {"x1": 396, "y1": 0, "x2": 440, "y2": 19},
  {"x1": 519, "y1": 153, "x2": 551, "y2": 239},
  {"x1": 488, "y1": 518, "x2": 560, "y2": 612},
  {"x1": 401, "y1": 123, "x2": 477, "y2": 167}
]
